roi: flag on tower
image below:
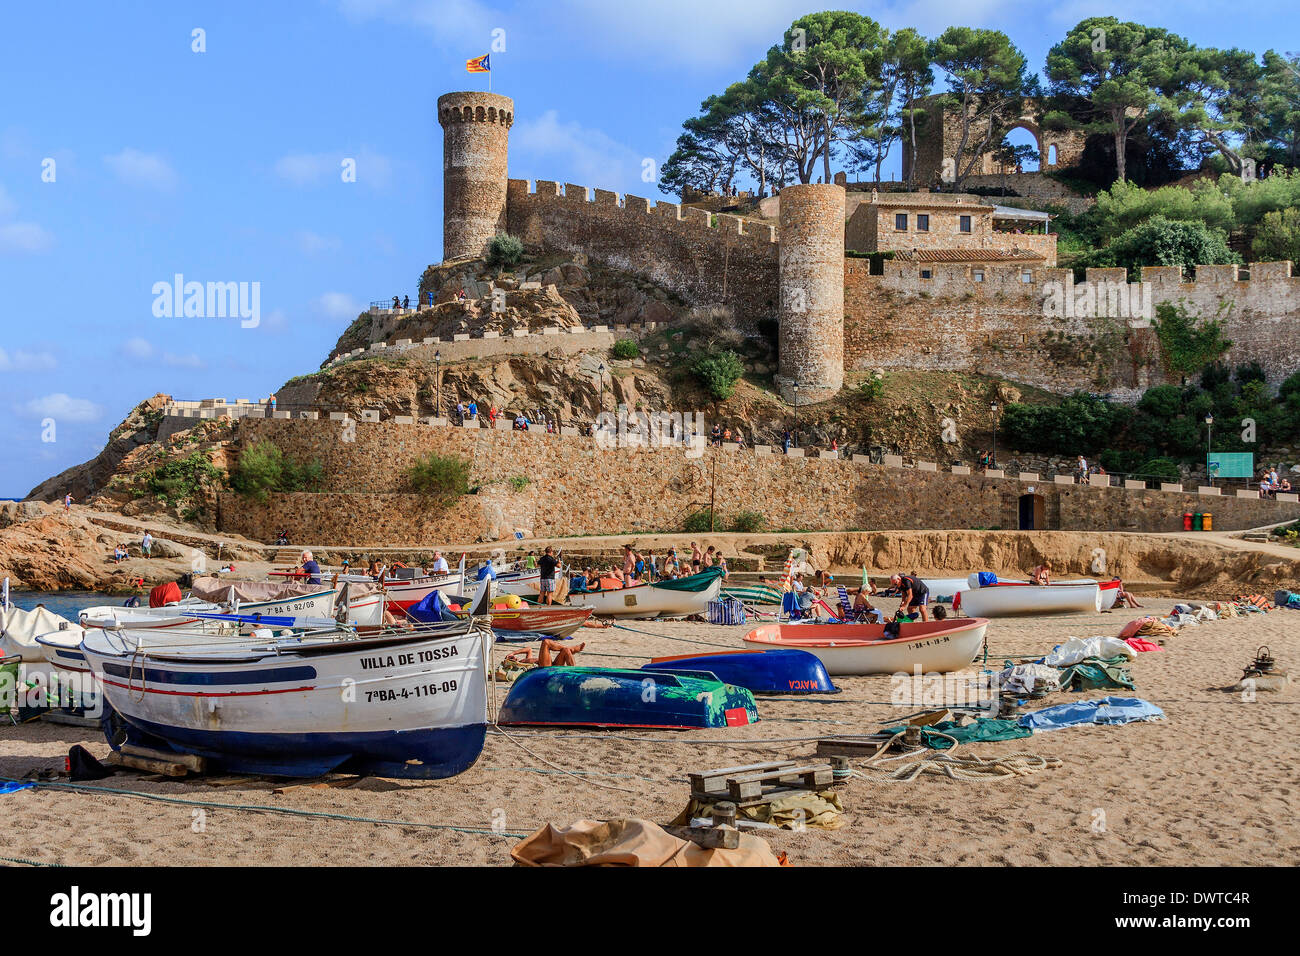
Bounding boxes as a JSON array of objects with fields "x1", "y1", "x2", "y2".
[{"x1": 466, "y1": 54, "x2": 490, "y2": 73}]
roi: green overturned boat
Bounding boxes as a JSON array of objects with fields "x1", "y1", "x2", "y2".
[{"x1": 497, "y1": 666, "x2": 759, "y2": 729}]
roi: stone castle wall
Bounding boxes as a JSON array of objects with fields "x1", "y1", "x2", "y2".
[
  {"x1": 215, "y1": 418, "x2": 1300, "y2": 545},
  {"x1": 505, "y1": 179, "x2": 780, "y2": 326},
  {"x1": 844, "y1": 260, "x2": 1300, "y2": 399},
  {"x1": 439, "y1": 92, "x2": 513, "y2": 260}
]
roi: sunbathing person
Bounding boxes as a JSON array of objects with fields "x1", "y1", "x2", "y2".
[
  {"x1": 850, "y1": 588, "x2": 884, "y2": 624},
  {"x1": 504, "y1": 640, "x2": 587, "y2": 667},
  {"x1": 1112, "y1": 576, "x2": 1143, "y2": 608}
]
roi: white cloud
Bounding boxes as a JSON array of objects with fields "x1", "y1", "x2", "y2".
[
  {"x1": 296, "y1": 230, "x2": 343, "y2": 255},
  {"x1": 512, "y1": 110, "x2": 646, "y2": 192},
  {"x1": 315, "y1": 292, "x2": 363, "y2": 320},
  {"x1": 21, "y1": 393, "x2": 103, "y2": 422},
  {"x1": 0, "y1": 221, "x2": 54, "y2": 253},
  {"x1": 121, "y1": 337, "x2": 155, "y2": 360},
  {"x1": 104, "y1": 148, "x2": 179, "y2": 191},
  {"x1": 275, "y1": 148, "x2": 392, "y2": 189},
  {"x1": 119, "y1": 337, "x2": 205, "y2": 369},
  {"x1": 0, "y1": 348, "x2": 57, "y2": 372}
]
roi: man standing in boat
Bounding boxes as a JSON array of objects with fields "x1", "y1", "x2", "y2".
[
  {"x1": 538, "y1": 546, "x2": 559, "y2": 605},
  {"x1": 890, "y1": 573, "x2": 930, "y2": 622}
]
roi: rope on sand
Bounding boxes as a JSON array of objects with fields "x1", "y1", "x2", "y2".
[
  {"x1": 608, "y1": 622, "x2": 737, "y2": 648},
  {"x1": 853, "y1": 751, "x2": 1063, "y2": 782},
  {"x1": 0, "y1": 776, "x2": 530, "y2": 838}
]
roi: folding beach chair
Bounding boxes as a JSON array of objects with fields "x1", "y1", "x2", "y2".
[{"x1": 836, "y1": 585, "x2": 883, "y2": 624}]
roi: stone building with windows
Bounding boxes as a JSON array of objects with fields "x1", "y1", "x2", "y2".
[{"x1": 845, "y1": 192, "x2": 1058, "y2": 266}]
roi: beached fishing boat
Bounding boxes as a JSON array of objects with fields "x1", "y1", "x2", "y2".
[
  {"x1": 644, "y1": 649, "x2": 838, "y2": 694},
  {"x1": 921, "y1": 577, "x2": 972, "y2": 600},
  {"x1": 958, "y1": 580, "x2": 1102, "y2": 617},
  {"x1": 83, "y1": 593, "x2": 495, "y2": 779},
  {"x1": 497, "y1": 666, "x2": 759, "y2": 729},
  {"x1": 1, "y1": 595, "x2": 83, "y2": 665},
  {"x1": 381, "y1": 571, "x2": 467, "y2": 614},
  {"x1": 741, "y1": 618, "x2": 989, "y2": 676},
  {"x1": 565, "y1": 567, "x2": 725, "y2": 619}
]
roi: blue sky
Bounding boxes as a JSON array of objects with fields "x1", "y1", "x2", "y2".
[{"x1": 0, "y1": 0, "x2": 1290, "y2": 496}]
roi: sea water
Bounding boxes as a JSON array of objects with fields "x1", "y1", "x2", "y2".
[{"x1": 5, "y1": 591, "x2": 117, "y2": 619}]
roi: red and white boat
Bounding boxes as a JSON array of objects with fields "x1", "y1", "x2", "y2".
[{"x1": 742, "y1": 618, "x2": 989, "y2": 675}]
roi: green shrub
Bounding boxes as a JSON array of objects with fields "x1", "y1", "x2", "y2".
[
  {"x1": 229, "y1": 442, "x2": 324, "y2": 502},
  {"x1": 690, "y1": 350, "x2": 745, "y2": 401},
  {"x1": 611, "y1": 338, "x2": 639, "y2": 360},
  {"x1": 406, "y1": 453, "x2": 471, "y2": 504},
  {"x1": 858, "y1": 375, "x2": 884, "y2": 402},
  {"x1": 509, "y1": 475, "x2": 531, "y2": 491},
  {"x1": 682, "y1": 508, "x2": 714, "y2": 533},
  {"x1": 1153, "y1": 302, "x2": 1233, "y2": 381},
  {"x1": 730, "y1": 510, "x2": 766, "y2": 533},
  {"x1": 1139, "y1": 457, "x2": 1182, "y2": 482},
  {"x1": 485, "y1": 233, "x2": 524, "y2": 268}
]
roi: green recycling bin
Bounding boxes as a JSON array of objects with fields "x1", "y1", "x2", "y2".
[{"x1": 1192, "y1": 512, "x2": 1204, "y2": 531}]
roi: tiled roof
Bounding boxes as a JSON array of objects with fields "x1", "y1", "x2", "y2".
[
  {"x1": 891, "y1": 248, "x2": 1047, "y2": 262},
  {"x1": 868, "y1": 197, "x2": 992, "y2": 211}
]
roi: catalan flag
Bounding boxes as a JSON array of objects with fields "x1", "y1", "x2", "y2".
[{"x1": 466, "y1": 53, "x2": 490, "y2": 73}]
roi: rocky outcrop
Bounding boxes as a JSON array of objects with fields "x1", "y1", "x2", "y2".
[{"x1": 24, "y1": 393, "x2": 173, "y2": 503}]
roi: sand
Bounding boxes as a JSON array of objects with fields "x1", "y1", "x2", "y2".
[{"x1": 2, "y1": 595, "x2": 1297, "y2": 867}]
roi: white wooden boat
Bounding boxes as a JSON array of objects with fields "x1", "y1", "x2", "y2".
[
  {"x1": 958, "y1": 581, "x2": 1102, "y2": 617},
  {"x1": 80, "y1": 588, "x2": 340, "y2": 631},
  {"x1": 2, "y1": 598, "x2": 83, "y2": 665},
  {"x1": 920, "y1": 577, "x2": 972, "y2": 599},
  {"x1": 565, "y1": 568, "x2": 724, "y2": 619},
  {"x1": 742, "y1": 618, "x2": 989, "y2": 675},
  {"x1": 82, "y1": 585, "x2": 495, "y2": 779}
]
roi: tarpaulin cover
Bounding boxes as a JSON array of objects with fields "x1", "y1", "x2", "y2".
[
  {"x1": 977, "y1": 572, "x2": 998, "y2": 587},
  {"x1": 149, "y1": 581, "x2": 182, "y2": 608},
  {"x1": 1044, "y1": 636, "x2": 1137, "y2": 667},
  {"x1": 1057, "y1": 656, "x2": 1136, "y2": 692},
  {"x1": 1124, "y1": 637, "x2": 1163, "y2": 652},
  {"x1": 511, "y1": 818, "x2": 785, "y2": 867},
  {"x1": 189, "y1": 575, "x2": 327, "y2": 604},
  {"x1": 879, "y1": 717, "x2": 1032, "y2": 749},
  {"x1": 1018, "y1": 696, "x2": 1164, "y2": 732},
  {"x1": 408, "y1": 590, "x2": 458, "y2": 623},
  {"x1": 1, "y1": 605, "x2": 80, "y2": 663}
]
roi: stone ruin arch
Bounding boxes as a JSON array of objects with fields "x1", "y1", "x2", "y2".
[{"x1": 901, "y1": 95, "x2": 1086, "y2": 185}]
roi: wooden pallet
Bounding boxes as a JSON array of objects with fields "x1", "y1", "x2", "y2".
[{"x1": 688, "y1": 760, "x2": 837, "y2": 808}]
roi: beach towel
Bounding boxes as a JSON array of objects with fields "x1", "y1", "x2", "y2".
[
  {"x1": 1124, "y1": 637, "x2": 1163, "y2": 652},
  {"x1": 1018, "y1": 696, "x2": 1164, "y2": 732},
  {"x1": 878, "y1": 717, "x2": 1032, "y2": 750},
  {"x1": 1044, "y1": 636, "x2": 1136, "y2": 668}
]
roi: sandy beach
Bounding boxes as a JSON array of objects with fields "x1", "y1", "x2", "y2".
[{"x1": 2, "y1": 593, "x2": 1296, "y2": 867}]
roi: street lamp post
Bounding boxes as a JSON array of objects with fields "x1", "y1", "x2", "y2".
[
  {"x1": 991, "y1": 402, "x2": 999, "y2": 469},
  {"x1": 435, "y1": 349, "x2": 442, "y2": 416},
  {"x1": 792, "y1": 383, "x2": 800, "y2": 448},
  {"x1": 599, "y1": 363, "x2": 606, "y2": 414},
  {"x1": 1205, "y1": 413, "x2": 1214, "y2": 486}
]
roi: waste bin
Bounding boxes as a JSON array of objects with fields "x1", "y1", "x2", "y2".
[
  {"x1": 1182, "y1": 512, "x2": 1193, "y2": 531},
  {"x1": 1203, "y1": 512, "x2": 1213, "y2": 531},
  {"x1": 1192, "y1": 512, "x2": 1204, "y2": 531}
]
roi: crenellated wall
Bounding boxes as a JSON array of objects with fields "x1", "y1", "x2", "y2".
[
  {"x1": 505, "y1": 179, "x2": 780, "y2": 326},
  {"x1": 844, "y1": 260, "x2": 1300, "y2": 399}
]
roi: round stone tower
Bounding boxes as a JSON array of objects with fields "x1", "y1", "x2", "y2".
[
  {"x1": 437, "y1": 91, "x2": 514, "y2": 262},
  {"x1": 776, "y1": 183, "x2": 845, "y2": 403}
]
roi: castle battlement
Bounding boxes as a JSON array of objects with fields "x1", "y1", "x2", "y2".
[{"x1": 507, "y1": 178, "x2": 779, "y2": 249}]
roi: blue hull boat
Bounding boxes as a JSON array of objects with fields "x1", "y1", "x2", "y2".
[
  {"x1": 643, "y1": 649, "x2": 839, "y2": 695},
  {"x1": 497, "y1": 667, "x2": 759, "y2": 729}
]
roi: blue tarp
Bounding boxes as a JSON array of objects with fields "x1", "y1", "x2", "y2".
[
  {"x1": 408, "y1": 590, "x2": 458, "y2": 623},
  {"x1": 1018, "y1": 696, "x2": 1165, "y2": 732},
  {"x1": 977, "y1": 571, "x2": 998, "y2": 587}
]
